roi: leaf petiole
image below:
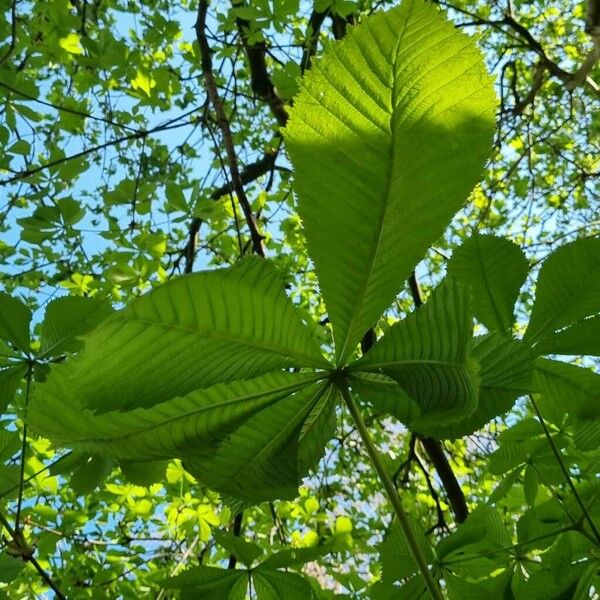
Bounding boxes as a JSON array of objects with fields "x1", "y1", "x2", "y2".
[{"x1": 338, "y1": 381, "x2": 443, "y2": 600}]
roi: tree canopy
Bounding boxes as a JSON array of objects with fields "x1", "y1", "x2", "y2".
[{"x1": 0, "y1": 0, "x2": 599, "y2": 598}]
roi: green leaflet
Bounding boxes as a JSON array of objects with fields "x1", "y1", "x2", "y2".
[
  {"x1": 525, "y1": 237, "x2": 600, "y2": 344},
  {"x1": 379, "y1": 516, "x2": 434, "y2": 582},
  {"x1": 0, "y1": 362, "x2": 27, "y2": 412},
  {"x1": 35, "y1": 257, "x2": 327, "y2": 413},
  {"x1": 118, "y1": 459, "x2": 167, "y2": 486},
  {"x1": 436, "y1": 506, "x2": 511, "y2": 564},
  {"x1": 0, "y1": 551, "x2": 25, "y2": 584},
  {"x1": 514, "y1": 563, "x2": 592, "y2": 600},
  {"x1": 0, "y1": 292, "x2": 31, "y2": 353},
  {"x1": 285, "y1": 0, "x2": 496, "y2": 364},
  {"x1": 187, "y1": 381, "x2": 335, "y2": 502},
  {"x1": 350, "y1": 279, "x2": 479, "y2": 426},
  {"x1": 252, "y1": 569, "x2": 315, "y2": 600},
  {"x1": 536, "y1": 314, "x2": 600, "y2": 356},
  {"x1": 369, "y1": 576, "x2": 426, "y2": 600},
  {"x1": 445, "y1": 572, "x2": 512, "y2": 600},
  {"x1": 163, "y1": 566, "x2": 315, "y2": 600},
  {"x1": 534, "y1": 358, "x2": 600, "y2": 420},
  {"x1": 70, "y1": 454, "x2": 113, "y2": 495},
  {"x1": 447, "y1": 234, "x2": 528, "y2": 333},
  {"x1": 213, "y1": 530, "x2": 264, "y2": 567},
  {"x1": 422, "y1": 333, "x2": 535, "y2": 439},
  {"x1": 161, "y1": 565, "x2": 247, "y2": 600},
  {"x1": 29, "y1": 371, "x2": 322, "y2": 461},
  {"x1": 350, "y1": 371, "x2": 421, "y2": 424},
  {"x1": 38, "y1": 295, "x2": 112, "y2": 359},
  {"x1": 259, "y1": 546, "x2": 332, "y2": 570}
]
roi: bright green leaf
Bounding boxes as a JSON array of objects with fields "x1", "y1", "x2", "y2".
[{"x1": 285, "y1": 0, "x2": 495, "y2": 363}]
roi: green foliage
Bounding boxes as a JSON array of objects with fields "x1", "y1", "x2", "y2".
[
  {"x1": 0, "y1": 0, "x2": 599, "y2": 597},
  {"x1": 285, "y1": 0, "x2": 496, "y2": 363},
  {"x1": 352, "y1": 279, "x2": 479, "y2": 431},
  {"x1": 525, "y1": 237, "x2": 600, "y2": 344}
]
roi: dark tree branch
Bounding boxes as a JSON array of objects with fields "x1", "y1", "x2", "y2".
[
  {"x1": 512, "y1": 61, "x2": 546, "y2": 114},
  {"x1": 234, "y1": 3, "x2": 288, "y2": 127},
  {"x1": 227, "y1": 512, "x2": 244, "y2": 570},
  {"x1": 587, "y1": 0, "x2": 600, "y2": 35},
  {"x1": 419, "y1": 437, "x2": 468, "y2": 524},
  {"x1": 436, "y1": 1, "x2": 599, "y2": 95},
  {"x1": 195, "y1": 1, "x2": 265, "y2": 257},
  {"x1": 301, "y1": 9, "x2": 328, "y2": 71},
  {"x1": 330, "y1": 12, "x2": 355, "y2": 40},
  {"x1": 412, "y1": 445, "x2": 449, "y2": 533}
]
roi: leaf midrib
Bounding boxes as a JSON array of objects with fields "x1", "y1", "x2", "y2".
[
  {"x1": 48, "y1": 374, "x2": 325, "y2": 447},
  {"x1": 354, "y1": 358, "x2": 468, "y2": 371},
  {"x1": 335, "y1": 2, "x2": 414, "y2": 365},
  {"x1": 111, "y1": 315, "x2": 328, "y2": 369}
]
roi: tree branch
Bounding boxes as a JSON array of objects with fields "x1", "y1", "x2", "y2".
[
  {"x1": 227, "y1": 512, "x2": 244, "y2": 570},
  {"x1": 301, "y1": 9, "x2": 328, "y2": 71},
  {"x1": 0, "y1": 0, "x2": 17, "y2": 67},
  {"x1": 0, "y1": 512, "x2": 66, "y2": 599},
  {"x1": 234, "y1": 4, "x2": 288, "y2": 127},
  {"x1": 181, "y1": 148, "x2": 279, "y2": 271},
  {"x1": 195, "y1": 1, "x2": 265, "y2": 257}
]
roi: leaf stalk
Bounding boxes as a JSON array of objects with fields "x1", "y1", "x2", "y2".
[{"x1": 338, "y1": 381, "x2": 443, "y2": 600}]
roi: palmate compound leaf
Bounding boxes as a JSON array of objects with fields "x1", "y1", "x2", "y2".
[
  {"x1": 29, "y1": 258, "x2": 338, "y2": 502},
  {"x1": 447, "y1": 234, "x2": 528, "y2": 333},
  {"x1": 33, "y1": 256, "x2": 328, "y2": 414},
  {"x1": 525, "y1": 237, "x2": 600, "y2": 346},
  {"x1": 349, "y1": 278, "x2": 479, "y2": 429},
  {"x1": 285, "y1": 0, "x2": 496, "y2": 364}
]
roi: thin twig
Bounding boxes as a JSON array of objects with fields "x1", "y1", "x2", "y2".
[
  {"x1": 0, "y1": 114, "x2": 201, "y2": 187},
  {"x1": 0, "y1": 511, "x2": 67, "y2": 599}
]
